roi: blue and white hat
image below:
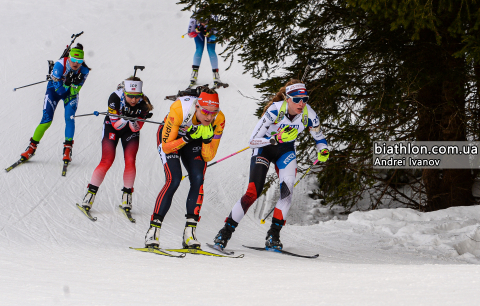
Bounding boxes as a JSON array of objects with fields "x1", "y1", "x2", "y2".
[{"x1": 286, "y1": 83, "x2": 308, "y2": 96}]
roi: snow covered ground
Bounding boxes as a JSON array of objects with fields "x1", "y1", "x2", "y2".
[{"x1": 1, "y1": 1, "x2": 480, "y2": 305}]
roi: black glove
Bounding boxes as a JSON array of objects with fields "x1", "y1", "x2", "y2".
[
  {"x1": 71, "y1": 72, "x2": 84, "y2": 86},
  {"x1": 123, "y1": 106, "x2": 137, "y2": 118},
  {"x1": 64, "y1": 71, "x2": 75, "y2": 86},
  {"x1": 146, "y1": 112, "x2": 153, "y2": 119},
  {"x1": 196, "y1": 25, "x2": 207, "y2": 35}
]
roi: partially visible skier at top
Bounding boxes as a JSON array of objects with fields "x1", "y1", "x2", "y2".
[
  {"x1": 19, "y1": 43, "x2": 90, "y2": 165},
  {"x1": 213, "y1": 79, "x2": 330, "y2": 251},
  {"x1": 187, "y1": 4, "x2": 222, "y2": 87}
]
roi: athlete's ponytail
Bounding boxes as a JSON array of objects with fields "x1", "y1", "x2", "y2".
[{"x1": 261, "y1": 79, "x2": 302, "y2": 117}]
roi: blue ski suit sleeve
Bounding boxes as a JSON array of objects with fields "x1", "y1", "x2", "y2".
[
  {"x1": 51, "y1": 60, "x2": 68, "y2": 95},
  {"x1": 50, "y1": 59, "x2": 89, "y2": 98}
]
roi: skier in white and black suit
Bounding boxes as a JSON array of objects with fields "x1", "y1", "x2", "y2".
[{"x1": 213, "y1": 79, "x2": 330, "y2": 250}]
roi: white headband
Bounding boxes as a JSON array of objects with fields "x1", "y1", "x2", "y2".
[
  {"x1": 124, "y1": 80, "x2": 143, "y2": 93},
  {"x1": 286, "y1": 83, "x2": 307, "y2": 95}
]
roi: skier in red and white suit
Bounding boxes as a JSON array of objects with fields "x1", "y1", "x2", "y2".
[{"x1": 78, "y1": 77, "x2": 153, "y2": 215}]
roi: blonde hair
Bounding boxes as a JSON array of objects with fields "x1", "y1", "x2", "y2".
[
  {"x1": 125, "y1": 76, "x2": 153, "y2": 112},
  {"x1": 262, "y1": 79, "x2": 302, "y2": 116}
]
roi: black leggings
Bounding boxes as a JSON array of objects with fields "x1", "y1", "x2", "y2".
[{"x1": 151, "y1": 125, "x2": 207, "y2": 222}]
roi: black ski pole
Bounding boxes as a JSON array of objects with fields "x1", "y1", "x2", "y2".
[
  {"x1": 13, "y1": 80, "x2": 49, "y2": 92},
  {"x1": 73, "y1": 111, "x2": 162, "y2": 125},
  {"x1": 73, "y1": 111, "x2": 107, "y2": 118}
]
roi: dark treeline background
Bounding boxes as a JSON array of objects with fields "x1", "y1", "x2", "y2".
[{"x1": 179, "y1": 0, "x2": 480, "y2": 212}]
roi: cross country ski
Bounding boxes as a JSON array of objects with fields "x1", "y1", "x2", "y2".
[
  {"x1": 164, "y1": 247, "x2": 244, "y2": 258},
  {"x1": 242, "y1": 245, "x2": 319, "y2": 259},
  {"x1": 129, "y1": 247, "x2": 186, "y2": 258}
]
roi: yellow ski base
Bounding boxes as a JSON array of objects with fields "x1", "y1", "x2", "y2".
[
  {"x1": 165, "y1": 248, "x2": 244, "y2": 258},
  {"x1": 130, "y1": 247, "x2": 186, "y2": 258}
]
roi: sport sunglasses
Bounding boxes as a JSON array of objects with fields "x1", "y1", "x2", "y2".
[
  {"x1": 70, "y1": 57, "x2": 84, "y2": 64},
  {"x1": 197, "y1": 103, "x2": 219, "y2": 115},
  {"x1": 124, "y1": 91, "x2": 143, "y2": 99},
  {"x1": 287, "y1": 95, "x2": 309, "y2": 104}
]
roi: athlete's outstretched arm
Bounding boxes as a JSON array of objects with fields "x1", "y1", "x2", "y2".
[{"x1": 307, "y1": 106, "x2": 328, "y2": 152}]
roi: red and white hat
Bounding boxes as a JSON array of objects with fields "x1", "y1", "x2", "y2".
[{"x1": 197, "y1": 92, "x2": 219, "y2": 108}]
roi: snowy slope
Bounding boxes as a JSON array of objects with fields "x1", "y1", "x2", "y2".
[{"x1": 1, "y1": 1, "x2": 480, "y2": 305}]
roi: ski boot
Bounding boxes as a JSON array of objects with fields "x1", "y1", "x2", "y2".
[
  {"x1": 120, "y1": 187, "x2": 133, "y2": 211},
  {"x1": 213, "y1": 218, "x2": 238, "y2": 250},
  {"x1": 213, "y1": 68, "x2": 222, "y2": 87},
  {"x1": 182, "y1": 216, "x2": 201, "y2": 249},
  {"x1": 265, "y1": 217, "x2": 284, "y2": 250},
  {"x1": 189, "y1": 65, "x2": 199, "y2": 87},
  {"x1": 20, "y1": 138, "x2": 39, "y2": 161},
  {"x1": 145, "y1": 218, "x2": 162, "y2": 248},
  {"x1": 63, "y1": 140, "x2": 74, "y2": 163},
  {"x1": 81, "y1": 184, "x2": 98, "y2": 211}
]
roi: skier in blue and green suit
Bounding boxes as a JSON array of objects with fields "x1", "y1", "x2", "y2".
[{"x1": 20, "y1": 43, "x2": 90, "y2": 164}]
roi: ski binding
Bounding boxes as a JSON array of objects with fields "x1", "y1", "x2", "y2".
[
  {"x1": 76, "y1": 203, "x2": 97, "y2": 221},
  {"x1": 119, "y1": 205, "x2": 136, "y2": 223},
  {"x1": 62, "y1": 161, "x2": 69, "y2": 177}
]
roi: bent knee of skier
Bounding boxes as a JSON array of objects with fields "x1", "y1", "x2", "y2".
[
  {"x1": 188, "y1": 172, "x2": 204, "y2": 187},
  {"x1": 240, "y1": 182, "x2": 259, "y2": 210},
  {"x1": 165, "y1": 172, "x2": 182, "y2": 190}
]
